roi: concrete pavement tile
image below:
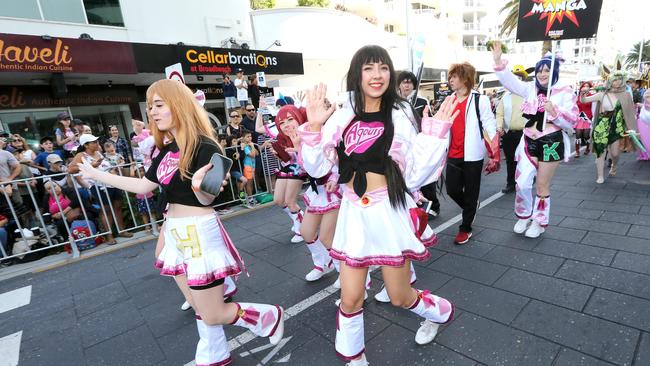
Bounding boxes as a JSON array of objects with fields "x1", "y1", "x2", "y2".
[
  {"x1": 478, "y1": 205, "x2": 512, "y2": 218},
  {"x1": 366, "y1": 324, "x2": 476, "y2": 366},
  {"x1": 250, "y1": 275, "x2": 333, "y2": 308},
  {"x1": 640, "y1": 205, "x2": 650, "y2": 215},
  {"x1": 559, "y1": 191, "x2": 615, "y2": 203},
  {"x1": 237, "y1": 258, "x2": 294, "y2": 291},
  {"x1": 471, "y1": 228, "x2": 542, "y2": 249},
  {"x1": 85, "y1": 324, "x2": 165, "y2": 366},
  {"x1": 78, "y1": 299, "x2": 145, "y2": 348},
  {"x1": 278, "y1": 334, "x2": 341, "y2": 365},
  {"x1": 230, "y1": 233, "x2": 279, "y2": 253},
  {"x1": 19, "y1": 327, "x2": 84, "y2": 366},
  {"x1": 494, "y1": 268, "x2": 593, "y2": 311},
  {"x1": 636, "y1": 332, "x2": 650, "y2": 366},
  {"x1": 593, "y1": 187, "x2": 648, "y2": 198},
  {"x1": 73, "y1": 280, "x2": 129, "y2": 317},
  {"x1": 115, "y1": 259, "x2": 160, "y2": 286},
  {"x1": 432, "y1": 235, "x2": 496, "y2": 259},
  {"x1": 103, "y1": 243, "x2": 148, "y2": 271},
  {"x1": 125, "y1": 273, "x2": 180, "y2": 309},
  {"x1": 221, "y1": 223, "x2": 257, "y2": 241},
  {"x1": 582, "y1": 232, "x2": 650, "y2": 256},
  {"x1": 613, "y1": 195, "x2": 650, "y2": 206},
  {"x1": 431, "y1": 253, "x2": 508, "y2": 285},
  {"x1": 482, "y1": 246, "x2": 565, "y2": 275},
  {"x1": 584, "y1": 289, "x2": 650, "y2": 332},
  {"x1": 627, "y1": 224, "x2": 650, "y2": 239},
  {"x1": 140, "y1": 294, "x2": 196, "y2": 337},
  {"x1": 67, "y1": 261, "x2": 119, "y2": 295},
  {"x1": 0, "y1": 304, "x2": 77, "y2": 343},
  {"x1": 549, "y1": 205, "x2": 603, "y2": 220},
  {"x1": 551, "y1": 184, "x2": 592, "y2": 193},
  {"x1": 611, "y1": 252, "x2": 650, "y2": 275},
  {"x1": 156, "y1": 322, "x2": 199, "y2": 366},
  {"x1": 473, "y1": 215, "x2": 523, "y2": 232},
  {"x1": 252, "y1": 242, "x2": 309, "y2": 267},
  {"x1": 437, "y1": 277, "x2": 529, "y2": 324},
  {"x1": 554, "y1": 348, "x2": 617, "y2": 366},
  {"x1": 559, "y1": 217, "x2": 630, "y2": 236},
  {"x1": 579, "y1": 200, "x2": 641, "y2": 214},
  {"x1": 538, "y1": 225, "x2": 587, "y2": 243},
  {"x1": 279, "y1": 250, "x2": 324, "y2": 279},
  {"x1": 551, "y1": 197, "x2": 584, "y2": 208},
  {"x1": 436, "y1": 313, "x2": 559, "y2": 366},
  {"x1": 248, "y1": 221, "x2": 293, "y2": 238},
  {"x1": 413, "y1": 248, "x2": 446, "y2": 268},
  {"x1": 533, "y1": 238, "x2": 615, "y2": 266},
  {"x1": 556, "y1": 260, "x2": 650, "y2": 300},
  {"x1": 512, "y1": 300, "x2": 639, "y2": 366}
]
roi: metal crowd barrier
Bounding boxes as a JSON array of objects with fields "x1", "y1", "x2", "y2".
[{"x1": 0, "y1": 142, "x2": 277, "y2": 264}]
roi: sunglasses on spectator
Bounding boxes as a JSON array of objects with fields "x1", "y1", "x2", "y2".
[{"x1": 246, "y1": 108, "x2": 255, "y2": 112}]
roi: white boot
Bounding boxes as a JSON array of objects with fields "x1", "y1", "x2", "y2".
[
  {"x1": 195, "y1": 315, "x2": 231, "y2": 365},
  {"x1": 305, "y1": 238, "x2": 335, "y2": 281},
  {"x1": 181, "y1": 301, "x2": 192, "y2": 311},
  {"x1": 336, "y1": 307, "x2": 365, "y2": 362},
  {"x1": 525, "y1": 220, "x2": 545, "y2": 238},
  {"x1": 346, "y1": 353, "x2": 369, "y2": 366},
  {"x1": 230, "y1": 303, "x2": 284, "y2": 345},
  {"x1": 408, "y1": 290, "x2": 454, "y2": 345},
  {"x1": 305, "y1": 261, "x2": 335, "y2": 281},
  {"x1": 513, "y1": 218, "x2": 531, "y2": 234}
]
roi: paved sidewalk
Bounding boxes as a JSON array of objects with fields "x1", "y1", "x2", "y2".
[{"x1": 1, "y1": 151, "x2": 649, "y2": 366}]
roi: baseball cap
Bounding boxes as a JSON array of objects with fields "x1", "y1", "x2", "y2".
[
  {"x1": 235, "y1": 68, "x2": 244, "y2": 73},
  {"x1": 57, "y1": 112, "x2": 70, "y2": 120},
  {"x1": 79, "y1": 134, "x2": 99, "y2": 145},
  {"x1": 46, "y1": 154, "x2": 63, "y2": 164}
]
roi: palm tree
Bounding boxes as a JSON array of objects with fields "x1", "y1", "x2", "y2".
[
  {"x1": 250, "y1": 0, "x2": 275, "y2": 10},
  {"x1": 626, "y1": 40, "x2": 650, "y2": 67},
  {"x1": 498, "y1": 0, "x2": 552, "y2": 56}
]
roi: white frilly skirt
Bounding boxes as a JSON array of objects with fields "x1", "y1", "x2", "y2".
[
  {"x1": 329, "y1": 187, "x2": 437, "y2": 268},
  {"x1": 154, "y1": 213, "x2": 245, "y2": 287},
  {"x1": 302, "y1": 184, "x2": 342, "y2": 215}
]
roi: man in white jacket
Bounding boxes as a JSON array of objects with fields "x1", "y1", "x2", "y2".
[{"x1": 446, "y1": 62, "x2": 498, "y2": 244}]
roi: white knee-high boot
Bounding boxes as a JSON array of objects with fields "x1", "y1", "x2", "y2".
[
  {"x1": 408, "y1": 289, "x2": 454, "y2": 324},
  {"x1": 230, "y1": 303, "x2": 284, "y2": 345},
  {"x1": 305, "y1": 237, "x2": 334, "y2": 281},
  {"x1": 335, "y1": 307, "x2": 365, "y2": 361},
  {"x1": 195, "y1": 315, "x2": 231, "y2": 366},
  {"x1": 409, "y1": 262, "x2": 417, "y2": 284}
]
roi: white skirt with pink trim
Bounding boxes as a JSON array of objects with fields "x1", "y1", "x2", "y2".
[
  {"x1": 329, "y1": 187, "x2": 437, "y2": 268},
  {"x1": 302, "y1": 184, "x2": 342, "y2": 215},
  {"x1": 154, "y1": 213, "x2": 245, "y2": 287}
]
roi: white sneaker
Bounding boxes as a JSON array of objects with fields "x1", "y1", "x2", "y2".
[
  {"x1": 415, "y1": 320, "x2": 440, "y2": 345},
  {"x1": 305, "y1": 264, "x2": 335, "y2": 282},
  {"x1": 290, "y1": 233, "x2": 304, "y2": 243},
  {"x1": 513, "y1": 218, "x2": 531, "y2": 234},
  {"x1": 374, "y1": 286, "x2": 390, "y2": 303},
  {"x1": 525, "y1": 220, "x2": 545, "y2": 238},
  {"x1": 180, "y1": 301, "x2": 191, "y2": 311},
  {"x1": 333, "y1": 276, "x2": 341, "y2": 289},
  {"x1": 345, "y1": 353, "x2": 369, "y2": 366},
  {"x1": 335, "y1": 291, "x2": 368, "y2": 307}
]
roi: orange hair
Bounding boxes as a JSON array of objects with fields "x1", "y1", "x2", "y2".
[
  {"x1": 448, "y1": 62, "x2": 476, "y2": 91},
  {"x1": 146, "y1": 79, "x2": 220, "y2": 180}
]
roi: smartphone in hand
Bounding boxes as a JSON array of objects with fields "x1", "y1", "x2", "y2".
[{"x1": 199, "y1": 153, "x2": 233, "y2": 196}]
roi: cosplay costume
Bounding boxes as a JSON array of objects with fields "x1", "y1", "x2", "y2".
[
  {"x1": 299, "y1": 93, "x2": 453, "y2": 361},
  {"x1": 575, "y1": 82, "x2": 596, "y2": 156},
  {"x1": 638, "y1": 91, "x2": 650, "y2": 160},
  {"x1": 146, "y1": 137, "x2": 283, "y2": 366},
  {"x1": 271, "y1": 110, "x2": 308, "y2": 242},
  {"x1": 495, "y1": 55, "x2": 578, "y2": 235}
]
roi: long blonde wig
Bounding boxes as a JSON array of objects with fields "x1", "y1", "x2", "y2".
[{"x1": 146, "y1": 79, "x2": 219, "y2": 180}]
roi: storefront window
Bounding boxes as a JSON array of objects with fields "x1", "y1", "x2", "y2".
[
  {"x1": 69, "y1": 104, "x2": 132, "y2": 141},
  {"x1": 40, "y1": 0, "x2": 87, "y2": 23},
  {"x1": 0, "y1": 0, "x2": 41, "y2": 20},
  {"x1": 0, "y1": 109, "x2": 67, "y2": 151},
  {"x1": 83, "y1": 0, "x2": 124, "y2": 26}
]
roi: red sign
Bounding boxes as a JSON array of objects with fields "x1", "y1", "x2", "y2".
[{"x1": 0, "y1": 33, "x2": 137, "y2": 74}]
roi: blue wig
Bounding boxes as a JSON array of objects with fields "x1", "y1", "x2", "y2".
[{"x1": 535, "y1": 53, "x2": 561, "y2": 91}]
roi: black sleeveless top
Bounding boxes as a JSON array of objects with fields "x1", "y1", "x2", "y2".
[{"x1": 336, "y1": 111, "x2": 389, "y2": 197}]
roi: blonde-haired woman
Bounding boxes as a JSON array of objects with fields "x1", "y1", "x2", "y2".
[{"x1": 79, "y1": 79, "x2": 284, "y2": 366}]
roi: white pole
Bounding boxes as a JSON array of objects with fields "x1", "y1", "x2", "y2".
[{"x1": 542, "y1": 40, "x2": 557, "y2": 131}]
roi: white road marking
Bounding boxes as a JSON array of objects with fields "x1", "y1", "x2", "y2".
[
  {"x1": 0, "y1": 331, "x2": 22, "y2": 366},
  {"x1": 185, "y1": 190, "x2": 507, "y2": 365},
  {"x1": 274, "y1": 353, "x2": 291, "y2": 363},
  {"x1": 0, "y1": 285, "x2": 32, "y2": 315},
  {"x1": 258, "y1": 336, "x2": 292, "y2": 365}
]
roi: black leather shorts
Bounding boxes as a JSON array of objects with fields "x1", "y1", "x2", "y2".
[{"x1": 524, "y1": 130, "x2": 564, "y2": 162}]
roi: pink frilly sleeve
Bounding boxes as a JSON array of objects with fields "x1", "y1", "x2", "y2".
[{"x1": 297, "y1": 108, "x2": 355, "y2": 179}]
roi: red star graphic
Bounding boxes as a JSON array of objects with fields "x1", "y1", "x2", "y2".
[{"x1": 524, "y1": 0, "x2": 581, "y2": 35}]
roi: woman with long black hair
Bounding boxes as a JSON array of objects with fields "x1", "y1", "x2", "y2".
[{"x1": 299, "y1": 45, "x2": 456, "y2": 365}]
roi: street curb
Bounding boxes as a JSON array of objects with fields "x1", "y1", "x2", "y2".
[{"x1": 0, "y1": 201, "x2": 276, "y2": 281}]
